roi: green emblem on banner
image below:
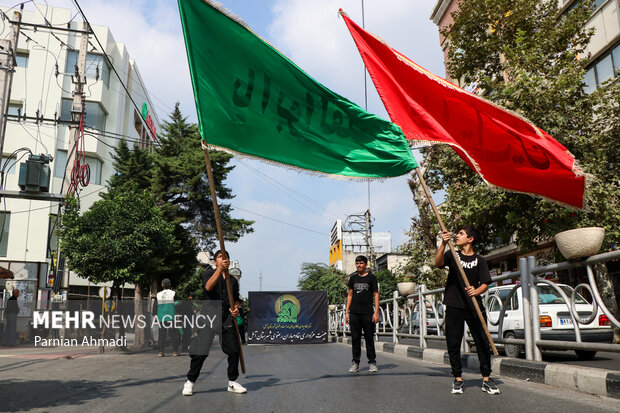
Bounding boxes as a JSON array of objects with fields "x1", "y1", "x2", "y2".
[{"x1": 276, "y1": 294, "x2": 300, "y2": 323}]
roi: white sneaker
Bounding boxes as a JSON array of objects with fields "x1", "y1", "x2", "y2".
[
  {"x1": 227, "y1": 381, "x2": 247, "y2": 394},
  {"x1": 348, "y1": 363, "x2": 359, "y2": 373},
  {"x1": 182, "y1": 380, "x2": 194, "y2": 396},
  {"x1": 368, "y1": 363, "x2": 378, "y2": 373}
]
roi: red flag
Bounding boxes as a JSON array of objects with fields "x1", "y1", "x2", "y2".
[{"x1": 340, "y1": 11, "x2": 585, "y2": 209}]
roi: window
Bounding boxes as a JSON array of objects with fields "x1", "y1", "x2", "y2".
[
  {"x1": 612, "y1": 45, "x2": 620, "y2": 76},
  {"x1": 61, "y1": 98, "x2": 107, "y2": 130},
  {"x1": 7, "y1": 102, "x2": 22, "y2": 117},
  {"x1": 65, "y1": 50, "x2": 111, "y2": 88},
  {"x1": 84, "y1": 156, "x2": 102, "y2": 185},
  {"x1": 583, "y1": 42, "x2": 620, "y2": 93},
  {"x1": 53, "y1": 149, "x2": 67, "y2": 179},
  {"x1": 84, "y1": 101, "x2": 106, "y2": 130},
  {"x1": 15, "y1": 51, "x2": 28, "y2": 68},
  {"x1": 594, "y1": 0, "x2": 607, "y2": 10},
  {"x1": 0, "y1": 212, "x2": 10, "y2": 257},
  {"x1": 0, "y1": 157, "x2": 18, "y2": 175},
  {"x1": 567, "y1": 0, "x2": 609, "y2": 14},
  {"x1": 596, "y1": 54, "x2": 614, "y2": 85},
  {"x1": 583, "y1": 67, "x2": 596, "y2": 94},
  {"x1": 511, "y1": 291, "x2": 519, "y2": 310},
  {"x1": 54, "y1": 149, "x2": 102, "y2": 185}
]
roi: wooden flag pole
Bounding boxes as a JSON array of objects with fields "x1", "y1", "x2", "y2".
[
  {"x1": 201, "y1": 140, "x2": 246, "y2": 373},
  {"x1": 414, "y1": 167, "x2": 499, "y2": 355}
]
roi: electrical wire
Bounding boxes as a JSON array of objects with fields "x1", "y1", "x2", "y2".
[
  {"x1": 18, "y1": 121, "x2": 49, "y2": 153},
  {"x1": 236, "y1": 158, "x2": 344, "y2": 221},
  {"x1": 70, "y1": 0, "x2": 158, "y2": 146},
  {"x1": 231, "y1": 204, "x2": 327, "y2": 236}
]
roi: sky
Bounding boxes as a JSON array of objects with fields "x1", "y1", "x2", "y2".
[{"x1": 37, "y1": 0, "x2": 446, "y2": 298}]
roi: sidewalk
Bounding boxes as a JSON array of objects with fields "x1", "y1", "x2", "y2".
[
  {"x1": 330, "y1": 335, "x2": 620, "y2": 400},
  {"x1": 0, "y1": 340, "x2": 151, "y2": 359}
]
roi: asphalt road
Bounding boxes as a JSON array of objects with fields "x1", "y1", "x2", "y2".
[{"x1": 1, "y1": 342, "x2": 618, "y2": 413}]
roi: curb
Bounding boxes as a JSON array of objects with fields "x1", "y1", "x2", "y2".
[{"x1": 329, "y1": 335, "x2": 619, "y2": 399}]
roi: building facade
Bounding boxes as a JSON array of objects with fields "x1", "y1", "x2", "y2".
[
  {"x1": 0, "y1": 5, "x2": 160, "y2": 333},
  {"x1": 329, "y1": 219, "x2": 393, "y2": 274},
  {"x1": 431, "y1": 0, "x2": 620, "y2": 91}
]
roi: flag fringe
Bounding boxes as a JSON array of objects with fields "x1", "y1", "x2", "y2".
[
  {"x1": 340, "y1": 9, "x2": 577, "y2": 167},
  {"x1": 205, "y1": 143, "x2": 401, "y2": 182},
  {"x1": 415, "y1": 139, "x2": 588, "y2": 210}
]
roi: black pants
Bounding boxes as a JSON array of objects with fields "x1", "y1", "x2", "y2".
[
  {"x1": 350, "y1": 313, "x2": 376, "y2": 364},
  {"x1": 158, "y1": 326, "x2": 179, "y2": 353},
  {"x1": 181, "y1": 327, "x2": 192, "y2": 351},
  {"x1": 187, "y1": 326, "x2": 240, "y2": 382},
  {"x1": 445, "y1": 306, "x2": 491, "y2": 378}
]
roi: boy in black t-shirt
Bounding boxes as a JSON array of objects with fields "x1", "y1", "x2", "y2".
[
  {"x1": 345, "y1": 255, "x2": 380, "y2": 373},
  {"x1": 182, "y1": 250, "x2": 246, "y2": 396},
  {"x1": 435, "y1": 226, "x2": 500, "y2": 395}
]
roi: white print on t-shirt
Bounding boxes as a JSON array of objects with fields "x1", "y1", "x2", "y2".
[
  {"x1": 459, "y1": 258, "x2": 478, "y2": 269},
  {"x1": 354, "y1": 283, "x2": 370, "y2": 293}
]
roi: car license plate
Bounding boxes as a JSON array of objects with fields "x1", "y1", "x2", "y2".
[{"x1": 559, "y1": 318, "x2": 573, "y2": 325}]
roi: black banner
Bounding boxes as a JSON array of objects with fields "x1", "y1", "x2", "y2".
[{"x1": 248, "y1": 291, "x2": 327, "y2": 344}]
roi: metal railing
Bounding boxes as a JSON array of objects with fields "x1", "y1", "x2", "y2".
[{"x1": 329, "y1": 250, "x2": 620, "y2": 361}]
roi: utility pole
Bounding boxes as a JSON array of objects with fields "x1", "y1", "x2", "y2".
[
  {"x1": 0, "y1": 6, "x2": 23, "y2": 163},
  {"x1": 344, "y1": 211, "x2": 375, "y2": 270},
  {"x1": 364, "y1": 209, "x2": 375, "y2": 271},
  {"x1": 63, "y1": 21, "x2": 89, "y2": 194},
  {"x1": 56, "y1": 21, "x2": 89, "y2": 294},
  {"x1": 259, "y1": 271, "x2": 263, "y2": 291}
]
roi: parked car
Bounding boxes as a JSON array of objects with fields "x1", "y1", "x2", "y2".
[
  {"x1": 486, "y1": 284, "x2": 613, "y2": 359},
  {"x1": 399, "y1": 307, "x2": 444, "y2": 335}
]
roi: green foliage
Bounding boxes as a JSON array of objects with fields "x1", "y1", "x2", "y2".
[
  {"x1": 375, "y1": 269, "x2": 398, "y2": 301},
  {"x1": 106, "y1": 139, "x2": 153, "y2": 192},
  {"x1": 152, "y1": 103, "x2": 254, "y2": 250},
  {"x1": 61, "y1": 103, "x2": 255, "y2": 291},
  {"x1": 297, "y1": 263, "x2": 348, "y2": 305},
  {"x1": 174, "y1": 267, "x2": 206, "y2": 300},
  {"x1": 423, "y1": 0, "x2": 620, "y2": 253},
  {"x1": 59, "y1": 183, "x2": 178, "y2": 287},
  {"x1": 398, "y1": 217, "x2": 447, "y2": 291}
]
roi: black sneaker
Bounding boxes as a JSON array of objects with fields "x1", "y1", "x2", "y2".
[
  {"x1": 482, "y1": 379, "x2": 500, "y2": 395},
  {"x1": 451, "y1": 379, "x2": 464, "y2": 394}
]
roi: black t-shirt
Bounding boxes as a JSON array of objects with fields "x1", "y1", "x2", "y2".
[
  {"x1": 442, "y1": 251, "x2": 491, "y2": 310},
  {"x1": 347, "y1": 272, "x2": 378, "y2": 315},
  {"x1": 202, "y1": 267, "x2": 240, "y2": 324}
]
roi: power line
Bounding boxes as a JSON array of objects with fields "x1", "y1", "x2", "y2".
[
  {"x1": 70, "y1": 0, "x2": 159, "y2": 145},
  {"x1": 231, "y1": 204, "x2": 327, "y2": 236},
  {"x1": 236, "y1": 158, "x2": 344, "y2": 221},
  {"x1": 8, "y1": 186, "x2": 101, "y2": 215}
]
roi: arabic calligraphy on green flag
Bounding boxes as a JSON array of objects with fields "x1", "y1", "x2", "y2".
[{"x1": 177, "y1": 0, "x2": 417, "y2": 179}]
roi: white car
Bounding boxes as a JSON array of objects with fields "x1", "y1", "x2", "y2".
[{"x1": 486, "y1": 284, "x2": 613, "y2": 359}]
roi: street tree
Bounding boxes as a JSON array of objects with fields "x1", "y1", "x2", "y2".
[
  {"x1": 375, "y1": 269, "x2": 398, "y2": 301},
  {"x1": 425, "y1": 0, "x2": 620, "y2": 252},
  {"x1": 59, "y1": 183, "x2": 179, "y2": 346},
  {"x1": 297, "y1": 263, "x2": 348, "y2": 305},
  {"x1": 152, "y1": 103, "x2": 254, "y2": 251},
  {"x1": 406, "y1": 0, "x2": 620, "y2": 340}
]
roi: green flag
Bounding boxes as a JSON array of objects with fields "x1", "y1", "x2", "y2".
[{"x1": 178, "y1": 0, "x2": 417, "y2": 179}]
